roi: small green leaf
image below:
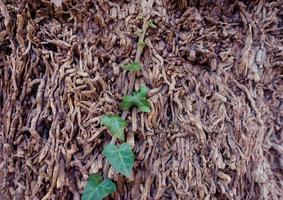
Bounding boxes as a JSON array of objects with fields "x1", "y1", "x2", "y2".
[
  {"x1": 148, "y1": 20, "x2": 157, "y2": 28},
  {"x1": 81, "y1": 173, "x2": 116, "y2": 200},
  {"x1": 137, "y1": 85, "x2": 149, "y2": 96},
  {"x1": 134, "y1": 29, "x2": 143, "y2": 36},
  {"x1": 138, "y1": 40, "x2": 146, "y2": 48},
  {"x1": 137, "y1": 15, "x2": 145, "y2": 20},
  {"x1": 101, "y1": 115, "x2": 127, "y2": 141},
  {"x1": 121, "y1": 85, "x2": 151, "y2": 112},
  {"x1": 103, "y1": 143, "x2": 135, "y2": 177},
  {"x1": 122, "y1": 61, "x2": 141, "y2": 72}
]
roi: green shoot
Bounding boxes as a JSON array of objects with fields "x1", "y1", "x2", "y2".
[
  {"x1": 148, "y1": 20, "x2": 157, "y2": 28},
  {"x1": 138, "y1": 40, "x2": 146, "y2": 48},
  {"x1": 122, "y1": 61, "x2": 141, "y2": 72}
]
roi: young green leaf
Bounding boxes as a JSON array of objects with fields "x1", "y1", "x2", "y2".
[
  {"x1": 137, "y1": 15, "x2": 145, "y2": 20},
  {"x1": 121, "y1": 85, "x2": 151, "y2": 112},
  {"x1": 134, "y1": 29, "x2": 143, "y2": 36},
  {"x1": 103, "y1": 143, "x2": 134, "y2": 177},
  {"x1": 101, "y1": 115, "x2": 127, "y2": 141},
  {"x1": 148, "y1": 20, "x2": 157, "y2": 28},
  {"x1": 81, "y1": 173, "x2": 116, "y2": 200},
  {"x1": 138, "y1": 40, "x2": 146, "y2": 48},
  {"x1": 122, "y1": 61, "x2": 141, "y2": 72}
]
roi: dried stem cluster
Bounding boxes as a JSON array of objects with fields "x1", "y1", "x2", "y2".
[{"x1": 0, "y1": 0, "x2": 282, "y2": 199}]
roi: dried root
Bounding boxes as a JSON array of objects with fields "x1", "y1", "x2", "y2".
[{"x1": 0, "y1": 0, "x2": 282, "y2": 199}]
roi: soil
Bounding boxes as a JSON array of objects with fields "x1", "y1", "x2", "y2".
[{"x1": 0, "y1": 0, "x2": 282, "y2": 200}]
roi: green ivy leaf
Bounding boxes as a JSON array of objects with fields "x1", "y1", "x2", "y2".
[
  {"x1": 81, "y1": 173, "x2": 116, "y2": 200},
  {"x1": 122, "y1": 61, "x2": 141, "y2": 72},
  {"x1": 138, "y1": 40, "x2": 146, "y2": 48},
  {"x1": 121, "y1": 85, "x2": 151, "y2": 112},
  {"x1": 134, "y1": 29, "x2": 143, "y2": 36},
  {"x1": 137, "y1": 15, "x2": 145, "y2": 20},
  {"x1": 148, "y1": 20, "x2": 157, "y2": 28},
  {"x1": 101, "y1": 115, "x2": 127, "y2": 141},
  {"x1": 103, "y1": 143, "x2": 134, "y2": 177}
]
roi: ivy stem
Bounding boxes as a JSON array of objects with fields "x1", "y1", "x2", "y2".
[
  {"x1": 127, "y1": 16, "x2": 149, "y2": 95},
  {"x1": 103, "y1": 0, "x2": 155, "y2": 180}
]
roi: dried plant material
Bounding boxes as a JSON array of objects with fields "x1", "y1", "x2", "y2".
[
  {"x1": 0, "y1": 0, "x2": 282, "y2": 199},
  {"x1": 51, "y1": 0, "x2": 62, "y2": 7}
]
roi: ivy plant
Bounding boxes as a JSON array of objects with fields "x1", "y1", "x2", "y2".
[
  {"x1": 82, "y1": 20, "x2": 154, "y2": 199},
  {"x1": 122, "y1": 61, "x2": 141, "y2": 72},
  {"x1": 137, "y1": 40, "x2": 146, "y2": 48},
  {"x1": 101, "y1": 114, "x2": 127, "y2": 141},
  {"x1": 103, "y1": 143, "x2": 134, "y2": 177},
  {"x1": 121, "y1": 85, "x2": 151, "y2": 112},
  {"x1": 81, "y1": 173, "x2": 116, "y2": 200},
  {"x1": 148, "y1": 20, "x2": 157, "y2": 28}
]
